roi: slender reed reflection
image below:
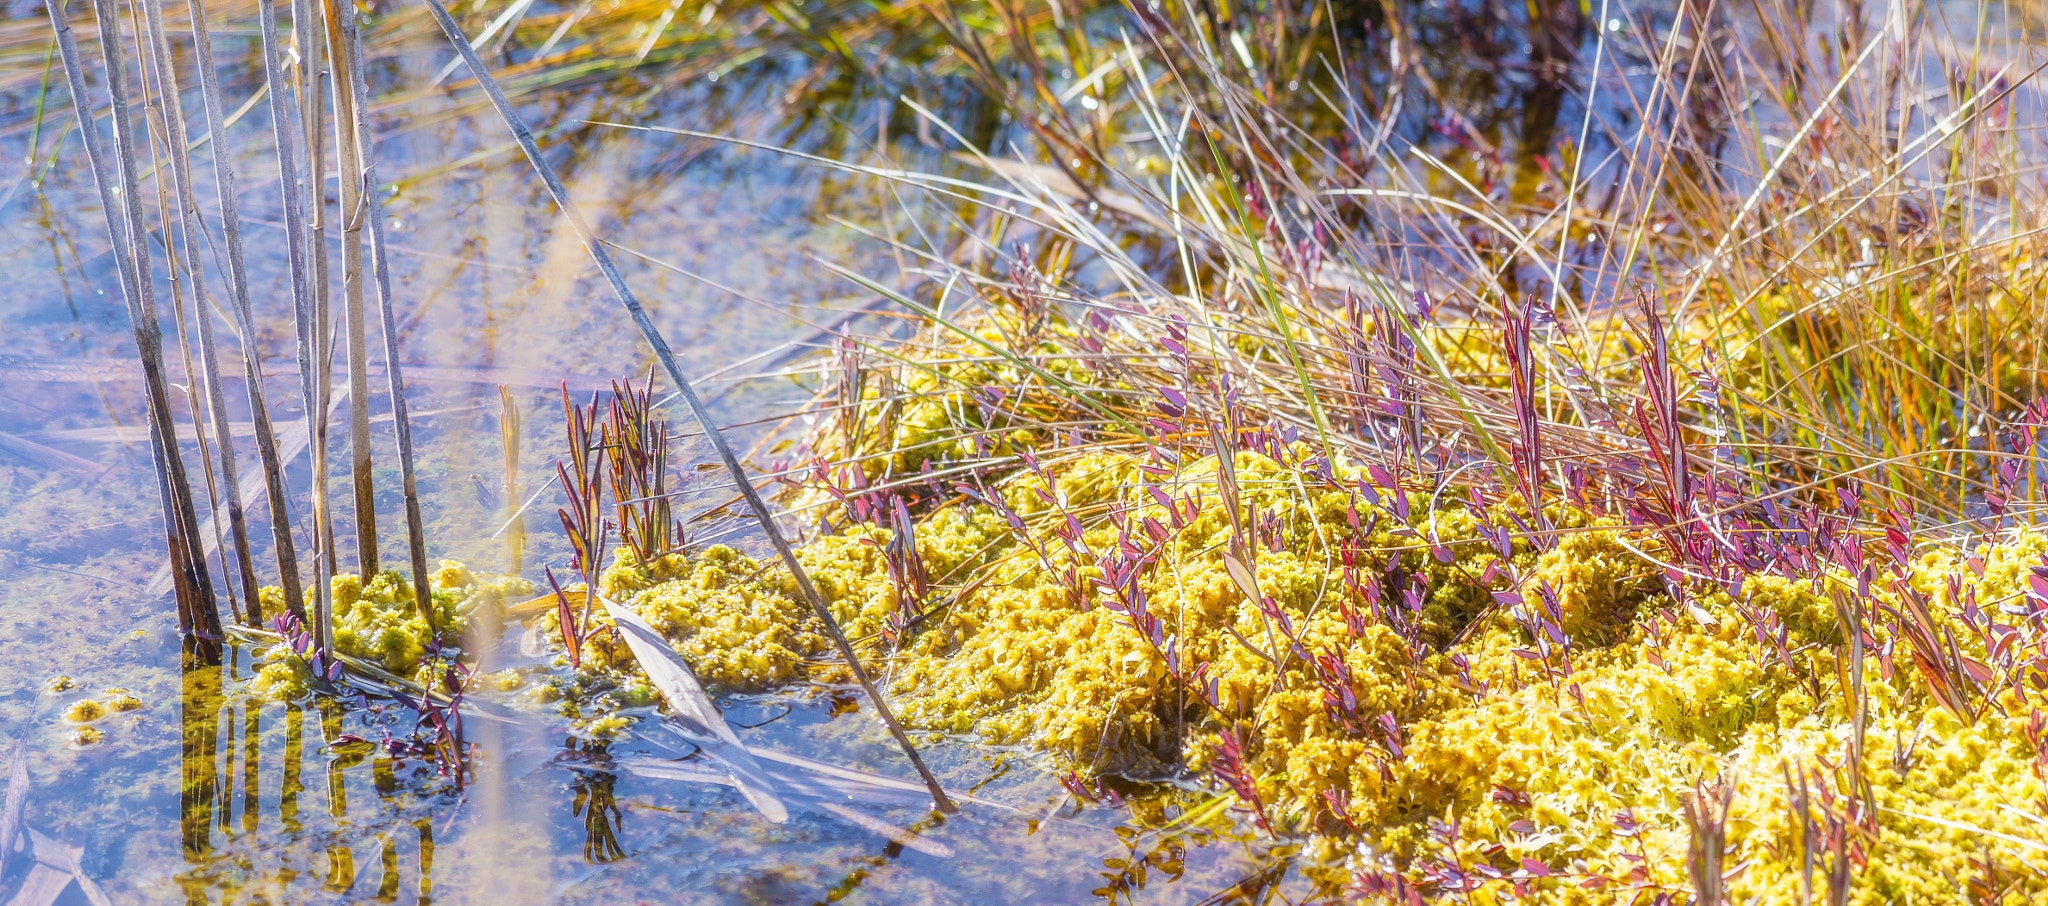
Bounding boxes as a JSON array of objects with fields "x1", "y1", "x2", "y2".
[
  {"x1": 321, "y1": 698, "x2": 353, "y2": 893},
  {"x1": 137, "y1": 636, "x2": 1326, "y2": 903},
  {"x1": 167, "y1": 647, "x2": 448, "y2": 903},
  {"x1": 178, "y1": 650, "x2": 220, "y2": 906},
  {"x1": 242, "y1": 704, "x2": 261, "y2": 837},
  {"x1": 416, "y1": 818, "x2": 436, "y2": 906}
]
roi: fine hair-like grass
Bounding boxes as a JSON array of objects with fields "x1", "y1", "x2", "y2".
[
  {"x1": 555, "y1": 0, "x2": 2048, "y2": 898},
  {"x1": 30, "y1": 0, "x2": 2048, "y2": 897}
]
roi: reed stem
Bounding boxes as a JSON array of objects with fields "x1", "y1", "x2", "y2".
[
  {"x1": 499, "y1": 386, "x2": 525, "y2": 574},
  {"x1": 291, "y1": 0, "x2": 338, "y2": 659},
  {"x1": 324, "y1": 0, "x2": 380, "y2": 580},
  {"x1": 257, "y1": 0, "x2": 317, "y2": 624},
  {"x1": 133, "y1": 15, "x2": 238, "y2": 623},
  {"x1": 50, "y1": 0, "x2": 220, "y2": 647},
  {"x1": 418, "y1": 0, "x2": 956, "y2": 812},
  {"x1": 338, "y1": 0, "x2": 435, "y2": 625},
  {"x1": 136, "y1": 0, "x2": 262, "y2": 623},
  {"x1": 187, "y1": 0, "x2": 301, "y2": 625}
]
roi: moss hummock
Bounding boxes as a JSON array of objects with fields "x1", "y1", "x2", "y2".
[
  {"x1": 559, "y1": 444, "x2": 2048, "y2": 903},
  {"x1": 249, "y1": 562, "x2": 532, "y2": 698}
]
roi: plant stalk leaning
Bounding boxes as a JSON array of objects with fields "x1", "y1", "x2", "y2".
[{"x1": 415, "y1": 0, "x2": 957, "y2": 813}]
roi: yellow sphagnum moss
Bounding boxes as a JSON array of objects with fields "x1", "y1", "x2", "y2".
[
  {"x1": 249, "y1": 562, "x2": 531, "y2": 698},
  {"x1": 561, "y1": 442, "x2": 2048, "y2": 902}
]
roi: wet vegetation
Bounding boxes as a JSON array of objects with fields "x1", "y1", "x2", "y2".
[{"x1": 4, "y1": 0, "x2": 2048, "y2": 901}]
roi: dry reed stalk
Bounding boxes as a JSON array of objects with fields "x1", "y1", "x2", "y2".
[
  {"x1": 132, "y1": 2, "x2": 241, "y2": 623},
  {"x1": 417, "y1": 0, "x2": 957, "y2": 813},
  {"x1": 135, "y1": 0, "x2": 261, "y2": 623},
  {"x1": 186, "y1": 0, "x2": 302, "y2": 625},
  {"x1": 100, "y1": 0, "x2": 216, "y2": 625},
  {"x1": 499, "y1": 385, "x2": 525, "y2": 573},
  {"x1": 291, "y1": 0, "x2": 337, "y2": 657},
  {"x1": 49, "y1": 0, "x2": 219, "y2": 644},
  {"x1": 257, "y1": 0, "x2": 317, "y2": 625},
  {"x1": 323, "y1": 0, "x2": 380, "y2": 579},
  {"x1": 339, "y1": 0, "x2": 434, "y2": 624}
]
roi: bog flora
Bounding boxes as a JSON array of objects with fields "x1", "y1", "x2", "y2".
[
  {"x1": 603, "y1": 414, "x2": 2048, "y2": 899},
  {"x1": 35, "y1": 0, "x2": 2048, "y2": 899},
  {"x1": 518, "y1": 0, "x2": 2048, "y2": 898}
]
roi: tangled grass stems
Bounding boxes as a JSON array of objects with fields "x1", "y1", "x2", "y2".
[
  {"x1": 537, "y1": 0, "x2": 2048, "y2": 899},
  {"x1": 29, "y1": 0, "x2": 2048, "y2": 895},
  {"x1": 415, "y1": 0, "x2": 959, "y2": 812}
]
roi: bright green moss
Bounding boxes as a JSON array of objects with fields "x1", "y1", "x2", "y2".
[
  {"x1": 249, "y1": 649, "x2": 314, "y2": 699},
  {"x1": 585, "y1": 544, "x2": 831, "y2": 689},
  {"x1": 575, "y1": 714, "x2": 635, "y2": 739},
  {"x1": 804, "y1": 312, "x2": 1131, "y2": 479}
]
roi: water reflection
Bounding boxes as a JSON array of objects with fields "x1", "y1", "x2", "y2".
[
  {"x1": 147, "y1": 642, "x2": 1336, "y2": 904},
  {"x1": 171, "y1": 651, "x2": 444, "y2": 904},
  {"x1": 567, "y1": 768, "x2": 625, "y2": 865}
]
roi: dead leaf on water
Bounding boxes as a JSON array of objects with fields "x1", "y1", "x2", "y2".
[{"x1": 508, "y1": 589, "x2": 586, "y2": 620}]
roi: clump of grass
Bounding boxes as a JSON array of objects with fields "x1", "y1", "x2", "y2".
[
  {"x1": 38, "y1": 0, "x2": 2048, "y2": 895},
  {"x1": 551, "y1": 0, "x2": 2048, "y2": 898},
  {"x1": 43, "y1": 0, "x2": 455, "y2": 783}
]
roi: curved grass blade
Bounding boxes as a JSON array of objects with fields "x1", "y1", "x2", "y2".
[
  {"x1": 603, "y1": 599, "x2": 788, "y2": 822},
  {"x1": 413, "y1": 0, "x2": 955, "y2": 812}
]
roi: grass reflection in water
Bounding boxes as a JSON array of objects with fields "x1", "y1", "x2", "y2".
[
  {"x1": 174, "y1": 652, "x2": 442, "y2": 904},
  {"x1": 153, "y1": 642, "x2": 1310, "y2": 905}
]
